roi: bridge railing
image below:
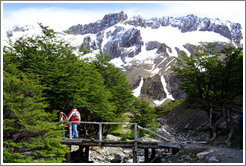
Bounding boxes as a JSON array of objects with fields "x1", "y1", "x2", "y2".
[
  {"x1": 67, "y1": 121, "x2": 169, "y2": 142},
  {"x1": 66, "y1": 121, "x2": 169, "y2": 163}
]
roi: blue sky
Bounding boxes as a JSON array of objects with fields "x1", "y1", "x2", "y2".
[{"x1": 1, "y1": 1, "x2": 245, "y2": 32}]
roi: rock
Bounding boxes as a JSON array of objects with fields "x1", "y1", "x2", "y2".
[
  {"x1": 111, "y1": 153, "x2": 123, "y2": 163},
  {"x1": 106, "y1": 134, "x2": 121, "y2": 141},
  {"x1": 69, "y1": 11, "x2": 127, "y2": 35},
  {"x1": 208, "y1": 156, "x2": 219, "y2": 163},
  {"x1": 139, "y1": 135, "x2": 159, "y2": 142},
  {"x1": 120, "y1": 28, "x2": 143, "y2": 48},
  {"x1": 156, "y1": 43, "x2": 170, "y2": 55},
  {"x1": 103, "y1": 27, "x2": 143, "y2": 59},
  {"x1": 141, "y1": 75, "x2": 166, "y2": 101},
  {"x1": 13, "y1": 25, "x2": 33, "y2": 32},
  {"x1": 91, "y1": 41, "x2": 97, "y2": 50},
  {"x1": 83, "y1": 36, "x2": 91, "y2": 50},
  {"x1": 6, "y1": 30, "x2": 13, "y2": 37},
  {"x1": 96, "y1": 31, "x2": 104, "y2": 48},
  {"x1": 126, "y1": 15, "x2": 147, "y2": 28},
  {"x1": 184, "y1": 123, "x2": 191, "y2": 130},
  {"x1": 165, "y1": 74, "x2": 186, "y2": 100},
  {"x1": 145, "y1": 41, "x2": 160, "y2": 50},
  {"x1": 178, "y1": 14, "x2": 198, "y2": 33},
  {"x1": 196, "y1": 150, "x2": 214, "y2": 160}
]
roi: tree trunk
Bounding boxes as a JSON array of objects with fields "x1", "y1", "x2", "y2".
[
  {"x1": 207, "y1": 108, "x2": 217, "y2": 142},
  {"x1": 225, "y1": 107, "x2": 234, "y2": 146}
]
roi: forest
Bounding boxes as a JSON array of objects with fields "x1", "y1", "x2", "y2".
[{"x1": 3, "y1": 24, "x2": 243, "y2": 163}]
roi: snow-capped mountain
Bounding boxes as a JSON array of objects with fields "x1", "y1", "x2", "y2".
[{"x1": 4, "y1": 11, "x2": 243, "y2": 106}]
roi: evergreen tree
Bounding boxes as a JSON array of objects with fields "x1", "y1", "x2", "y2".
[
  {"x1": 3, "y1": 52, "x2": 69, "y2": 163},
  {"x1": 93, "y1": 50, "x2": 134, "y2": 121}
]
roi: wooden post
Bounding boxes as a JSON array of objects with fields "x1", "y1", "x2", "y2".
[
  {"x1": 69, "y1": 122, "x2": 72, "y2": 139},
  {"x1": 85, "y1": 146, "x2": 89, "y2": 162},
  {"x1": 151, "y1": 148, "x2": 156, "y2": 160},
  {"x1": 66, "y1": 145, "x2": 72, "y2": 161},
  {"x1": 169, "y1": 147, "x2": 173, "y2": 154},
  {"x1": 144, "y1": 148, "x2": 149, "y2": 163},
  {"x1": 99, "y1": 123, "x2": 102, "y2": 147},
  {"x1": 133, "y1": 124, "x2": 138, "y2": 163}
]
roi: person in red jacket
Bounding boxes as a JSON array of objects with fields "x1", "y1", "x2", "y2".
[{"x1": 67, "y1": 108, "x2": 80, "y2": 138}]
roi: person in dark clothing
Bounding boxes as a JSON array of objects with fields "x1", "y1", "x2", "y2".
[{"x1": 59, "y1": 112, "x2": 68, "y2": 137}]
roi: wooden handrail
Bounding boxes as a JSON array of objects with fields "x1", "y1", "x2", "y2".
[
  {"x1": 68, "y1": 121, "x2": 137, "y2": 125},
  {"x1": 137, "y1": 125, "x2": 169, "y2": 142},
  {"x1": 66, "y1": 121, "x2": 170, "y2": 163},
  {"x1": 67, "y1": 121, "x2": 169, "y2": 142}
]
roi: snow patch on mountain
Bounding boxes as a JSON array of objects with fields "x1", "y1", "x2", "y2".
[
  {"x1": 154, "y1": 75, "x2": 175, "y2": 106},
  {"x1": 133, "y1": 77, "x2": 144, "y2": 97}
]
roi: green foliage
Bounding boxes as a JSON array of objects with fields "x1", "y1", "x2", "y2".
[
  {"x1": 92, "y1": 50, "x2": 134, "y2": 121},
  {"x1": 3, "y1": 24, "x2": 140, "y2": 162},
  {"x1": 109, "y1": 125, "x2": 123, "y2": 135},
  {"x1": 121, "y1": 131, "x2": 135, "y2": 141},
  {"x1": 172, "y1": 42, "x2": 243, "y2": 143},
  {"x1": 129, "y1": 98, "x2": 157, "y2": 130},
  {"x1": 155, "y1": 99, "x2": 185, "y2": 118},
  {"x1": 4, "y1": 24, "x2": 122, "y2": 123},
  {"x1": 78, "y1": 43, "x2": 92, "y2": 54},
  {"x1": 172, "y1": 43, "x2": 243, "y2": 110},
  {"x1": 3, "y1": 61, "x2": 69, "y2": 163}
]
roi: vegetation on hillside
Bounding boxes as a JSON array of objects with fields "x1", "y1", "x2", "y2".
[
  {"x1": 172, "y1": 42, "x2": 243, "y2": 145},
  {"x1": 2, "y1": 24, "x2": 156, "y2": 163}
]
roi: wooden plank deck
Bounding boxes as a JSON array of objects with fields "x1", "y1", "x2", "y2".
[
  {"x1": 61, "y1": 139, "x2": 180, "y2": 149},
  {"x1": 61, "y1": 121, "x2": 181, "y2": 163}
]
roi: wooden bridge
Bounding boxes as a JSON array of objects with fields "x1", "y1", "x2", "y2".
[{"x1": 61, "y1": 121, "x2": 180, "y2": 163}]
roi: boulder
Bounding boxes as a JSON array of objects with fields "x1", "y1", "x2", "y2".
[
  {"x1": 196, "y1": 150, "x2": 214, "y2": 160},
  {"x1": 208, "y1": 156, "x2": 220, "y2": 163},
  {"x1": 106, "y1": 134, "x2": 121, "y2": 141},
  {"x1": 111, "y1": 153, "x2": 123, "y2": 163}
]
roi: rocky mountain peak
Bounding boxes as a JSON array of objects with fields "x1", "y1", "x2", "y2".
[
  {"x1": 68, "y1": 11, "x2": 127, "y2": 35},
  {"x1": 68, "y1": 12, "x2": 242, "y2": 46}
]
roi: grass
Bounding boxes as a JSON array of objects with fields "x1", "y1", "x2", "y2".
[{"x1": 110, "y1": 125, "x2": 123, "y2": 135}]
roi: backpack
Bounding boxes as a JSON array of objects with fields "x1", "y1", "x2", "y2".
[{"x1": 74, "y1": 110, "x2": 80, "y2": 120}]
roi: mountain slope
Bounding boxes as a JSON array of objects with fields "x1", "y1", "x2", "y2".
[{"x1": 4, "y1": 11, "x2": 243, "y2": 106}]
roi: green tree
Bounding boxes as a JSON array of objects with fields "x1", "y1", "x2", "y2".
[
  {"x1": 3, "y1": 54, "x2": 69, "y2": 163},
  {"x1": 93, "y1": 50, "x2": 134, "y2": 121},
  {"x1": 129, "y1": 98, "x2": 157, "y2": 130},
  {"x1": 3, "y1": 24, "x2": 136, "y2": 140},
  {"x1": 172, "y1": 43, "x2": 243, "y2": 145},
  {"x1": 4, "y1": 24, "x2": 114, "y2": 120}
]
